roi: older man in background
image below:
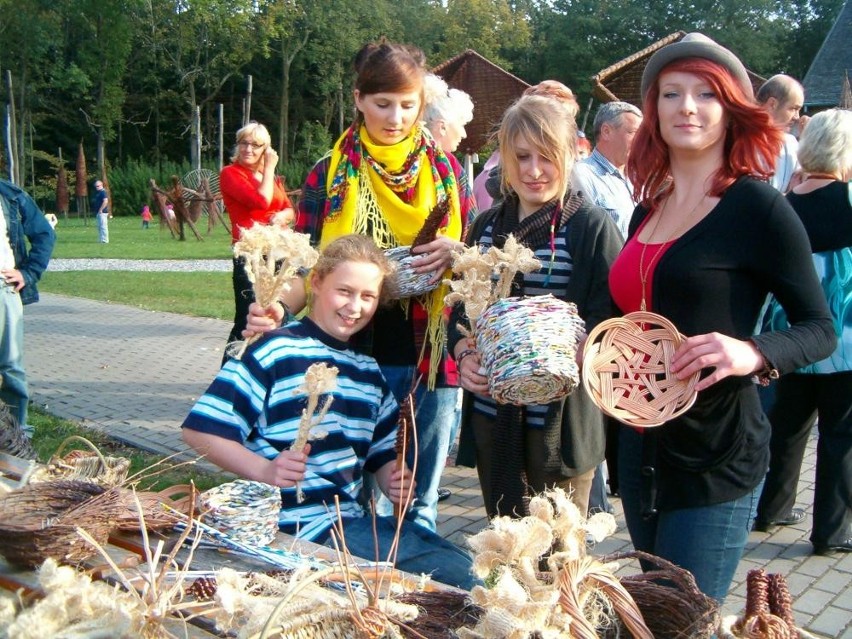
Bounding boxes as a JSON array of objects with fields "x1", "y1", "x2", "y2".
[
  {"x1": 757, "y1": 74, "x2": 805, "y2": 192},
  {"x1": 571, "y1": 101, "x2": 642, "y2": 241}
]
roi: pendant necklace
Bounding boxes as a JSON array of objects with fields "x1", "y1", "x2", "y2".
[{"x1": 638, "y1": 192, "x2": 707, "y2": 312}]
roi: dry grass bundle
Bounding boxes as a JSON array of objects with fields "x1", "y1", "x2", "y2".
[
  {"x1": 443, "y1": 235, "x2": 540, "y2": 338},
  {"x1": 228, "y1": 224, "x2": 318, "y2": 359},
  {"x1": 459, "y1": 488, "x2": 647, "y2": 639}
]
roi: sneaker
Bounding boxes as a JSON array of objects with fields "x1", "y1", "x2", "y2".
[{"x1": 437, "y1": 487, "x2": 452, "y2": 502}]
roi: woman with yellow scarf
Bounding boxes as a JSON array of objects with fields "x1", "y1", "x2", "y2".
[{"x1": 246, "y1": 40, "x2": 476, "y2": 532}]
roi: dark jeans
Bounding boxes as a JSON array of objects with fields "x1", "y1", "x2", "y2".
[
  {"x1": 316, "y1": 515, "x2": 477, "y2": 590},
  {"x1": 758, "y1": 372, "x2": 852, "y2": 547},
  {"x1": 619, "y1": 426, "x2": 763, "y2": 604},
  {"x1": 223, "y1": 256, "x2": 255, "y2": 365}
]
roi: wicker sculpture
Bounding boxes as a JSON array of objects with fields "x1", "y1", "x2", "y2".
[{"x1": 582, "y1": 311, "x2": 700, "y2": 427}]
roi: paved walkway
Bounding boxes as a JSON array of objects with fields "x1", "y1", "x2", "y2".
[{"x1": 23, "y1": 291, "x2": 852, "y2": 637}]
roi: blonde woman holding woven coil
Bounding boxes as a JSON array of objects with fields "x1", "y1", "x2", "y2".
[{"x1": 448, "y1": 94, "x2": 622, "y2": 520}]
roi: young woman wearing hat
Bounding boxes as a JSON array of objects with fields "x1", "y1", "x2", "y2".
[{"x1": 608, "y1": 33, "x2": 835, "y2": 602}]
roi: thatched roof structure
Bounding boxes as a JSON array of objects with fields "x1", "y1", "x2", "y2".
[
  {"x1": 802, "y1": 0, "x2": 852, "y2": 109},
  {"x1": 591, "y1": 31, "x2": 766, "y2": 108},
  {"x1": 432, "y1": 49, "x2": 530, "y2": 155}
]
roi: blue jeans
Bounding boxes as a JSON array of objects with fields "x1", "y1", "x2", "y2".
[
  {"x1": 97, "y1": 213, "x2": 109, "y2": 243},
  {"x1": 618, "y1": 426, "x2": 763, "y2": 604},
  {"x1": 0, "y1": 285, "x2": 27, "y2": 428},
  {"x1": 364, "y1": 364, "x2": 460, "y2": 531},
  {"x1": 317, "y1": 515, "x2": 477, "y2": 591}
]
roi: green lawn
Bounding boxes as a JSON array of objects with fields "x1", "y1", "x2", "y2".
[
  {"x1": 42, "y1": 215, "x2": 235, "y2": 320},
  {"x1": 52, "y1": 216, "x2": 233, "y2": 259},
  {"x1": 41, "y1": 271, "x2": 234, "y2": 320}
]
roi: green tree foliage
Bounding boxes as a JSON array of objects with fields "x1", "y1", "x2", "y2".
[{"x1": 1, "y1": 0, "x2": 844, "y2": 194}]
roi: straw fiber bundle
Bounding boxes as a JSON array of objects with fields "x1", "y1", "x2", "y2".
[
  {"x1": 0, "y1": 479, "x2": 122, "y2": 567},
  {"x1": 29, "y1": 435, "x2": 130, "y2": 488},
  {"x1": 582, "y1": 311, "x2": 700, "y2": 427},
  {"x1": 601, "y1": 550, "x2": 720, "y2": 639}
]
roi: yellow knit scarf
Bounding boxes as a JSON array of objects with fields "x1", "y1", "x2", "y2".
[{"x1": 321, "y1": 124, "x2": 463, "y2": 387}]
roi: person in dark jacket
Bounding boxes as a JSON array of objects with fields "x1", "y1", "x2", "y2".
[
  {"x1": 755, "y1": 108, "x2": 852, "y2": 556},
  {"x1": 607, "y1": 33, "x2": 835, "y2": 603},
  {"x1": 0, "y1": 180, "x2": 56, "y2": 430},
  {"x1": 448, "y1": 93, "x2": 622, "y2": 519}
]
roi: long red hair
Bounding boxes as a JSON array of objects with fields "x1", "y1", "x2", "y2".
[{"x1": 627, "y1": 58, "x2": 782, "y2": 206}]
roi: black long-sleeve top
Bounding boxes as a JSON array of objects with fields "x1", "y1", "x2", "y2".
[{"x1": 622, "y1": 177, "x2": 835, "y2": 509}]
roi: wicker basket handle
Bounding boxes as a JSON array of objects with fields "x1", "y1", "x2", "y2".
[
  {"x1": 157, "y1": 484, "x2": 194, "y2": 513},
  {"x1": 51, "y1": 435, "x2": 109, "y2": 470},
  {"x1": 602, "y1": 549, "x2": 704, "y2": 597}
]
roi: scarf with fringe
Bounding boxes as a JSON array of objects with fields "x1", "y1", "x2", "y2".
[{"x1": 321, "y1": 123, "x2": 462, "y2": 388}]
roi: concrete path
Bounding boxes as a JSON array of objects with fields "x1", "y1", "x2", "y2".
[{"x1": 23, "y1": 291, "x2": 852, "y2": 637}]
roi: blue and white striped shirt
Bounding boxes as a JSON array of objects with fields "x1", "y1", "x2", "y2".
[{"x1": 183, "y1": 318, "x2": 399, "y2": 541}]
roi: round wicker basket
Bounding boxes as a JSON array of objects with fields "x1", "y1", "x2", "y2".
[
  {"x1": 0, "y1": 479, "x2": 122, "y2": 567},
  {"x1": 116, "y1": 484, "x2": 194, "y2": 532},
  {"x1": 582, "y1": 311, "x2": 700, "y2": 427},
  {"x1": 602, "y1": 550, "x2": 720, "y2": 639},
  {"x1": 474, "y1": 295, "x2": 585, "y2": 405},
  {"x1": 198, "y1": 480, "x2": 281, "y2": 547},
  {"x1": 384, "y1": 246, "x2": 439, "y2": 299},
  {"x1": 29, "y1": 435, "x2": 130, "y2": 487}
]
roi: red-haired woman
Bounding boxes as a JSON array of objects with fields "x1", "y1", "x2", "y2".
[{"x1": 608, "y1": 33, "x2": 835, "y2": 602}]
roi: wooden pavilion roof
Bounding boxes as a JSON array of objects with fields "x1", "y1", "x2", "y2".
[
  {"x1": 591, "y1": 31, "x2": 765, "y2": 107},
  {"x1": 432, "y1": 49, "x2": 530, "y2": 155}
]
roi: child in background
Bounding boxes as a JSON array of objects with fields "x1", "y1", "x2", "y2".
[
  {"x1": 141, "y1": 204, "x2": 153, "y2": 229},
  {"x1": 182, "y1": 234, "x2": 476, "y2": 589}
]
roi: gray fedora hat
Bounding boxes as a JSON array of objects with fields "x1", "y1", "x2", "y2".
[{"x1": 640, "y1": 33, "x2": 752, "y2": 102}]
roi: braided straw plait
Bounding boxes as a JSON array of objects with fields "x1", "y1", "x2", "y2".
[
  {"x1": 474, "y1": 295, "x2": 586, "y2": 405},
  {"x1": 582, "y1": 311, "x2": 700, "y2": 427}
]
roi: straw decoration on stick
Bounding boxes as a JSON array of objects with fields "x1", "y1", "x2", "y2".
[
  {"x1": 412, "y1": 197, "x2": 450, "y2": 249},
  {"x1": 444, "y1": 234, "x2": 540, "y2": 338},
  {"x1": 228, "y1": 222, "x2": 318, "y2": 359},
  {"x1": 291, "y1": 362, "x2": 338, "y2": 502}
]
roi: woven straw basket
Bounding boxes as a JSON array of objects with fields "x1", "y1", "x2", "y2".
[
  {"x1": 474, "y1": 295, "x2": 586, "y2": 406},
  {"x1": 384, "y1": 246, "x2": 440, "y2": 299},
  {"x1": 29, "y1": 435, "x2": 130, "y2": 487},
  {"x1": 603, "y1": 550, "x2": 720, "y2": 638},
  {"x1": 582, "y1": 311, "x2": 700, "y2": 427},
  {"x1": 0, "y1": 479, "x2": 122, "y2": 567}
]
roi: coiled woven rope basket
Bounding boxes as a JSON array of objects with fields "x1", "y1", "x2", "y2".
[
  {"x1": 384, "y1": 246, "x2": 439, "y2": 299},
  {"x1": 475, "y1": 295, "x2": 586, "y2": 405},
  {"x1": 582, "y1": 311, "x2": 700, "y2": 427}
]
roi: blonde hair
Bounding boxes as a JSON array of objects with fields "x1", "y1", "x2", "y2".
[
  {"x1": 312, "y1": 234, "x2": 398, "y2": 304},
  {"x1": 797, "y1": 109, "x2": 852, "y2": 178},
  {"x1": 497, "y1": 94, "x2": 577, "y2": 204},
  {"x1": 229, "y1": 122, "x2": 272, "y2": 164}
]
